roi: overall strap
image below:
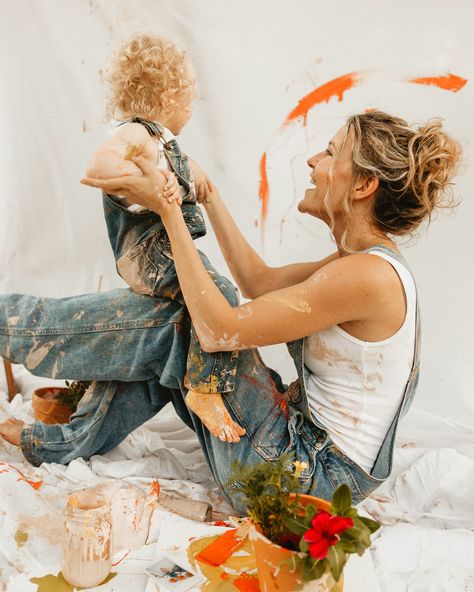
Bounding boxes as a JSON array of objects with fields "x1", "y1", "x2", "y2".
[
  {"x1": 365, "y1": 245, "x2": 421, "y2": 478},
  {"x1": 118, "y1": 116, "x2": 164, "y2": 139}
]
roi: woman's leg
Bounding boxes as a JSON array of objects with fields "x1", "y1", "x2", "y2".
[{"x1": 19, "y1": 377, "x2": 178, "y2": 466}]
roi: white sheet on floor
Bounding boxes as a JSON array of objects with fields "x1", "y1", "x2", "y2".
[{"x1": 1, "y1": 366, "x2": 474, "y2": 591}]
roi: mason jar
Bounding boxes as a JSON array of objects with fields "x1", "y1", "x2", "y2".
[{"x1": 61, "y1": 488, "x2": 112, "y2": 588}]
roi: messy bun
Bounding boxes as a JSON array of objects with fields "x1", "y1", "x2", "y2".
[{"x1": 346, "y1": 111, "x2": 462, "y2": 235}]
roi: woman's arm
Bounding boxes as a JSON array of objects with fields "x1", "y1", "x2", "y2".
[
  {"x1": 189, "y1": 161, "x2": 339, "y2": 298},
  {"x1": 81, "y1": 158, "x2": 394, "y2": 352}
]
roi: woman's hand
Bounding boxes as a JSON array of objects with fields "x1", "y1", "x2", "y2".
[
  {"x1": 189, "y1": 158, "x2": 214, "y2": 204},
  {"x1": 81, "y1": 157, "x2": 182, "y2": 213}
]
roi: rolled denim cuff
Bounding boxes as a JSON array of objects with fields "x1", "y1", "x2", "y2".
[
  {"x1": 103, "y1": 193, "x2": 152, "y2": 215},
  {"x1": 185, "y1": 328, "x2": 239, "y2": 394},
  {"x1": 20, "y1": 425, "x2": 43, "y2": 467}
]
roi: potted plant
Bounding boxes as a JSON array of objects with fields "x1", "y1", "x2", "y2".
[
  {"x1": 32, "y1": 380, "x2": 91, "y2": 425},
  {"x1": 226, "y1": 454, "x2": 380, "y2": 592}
]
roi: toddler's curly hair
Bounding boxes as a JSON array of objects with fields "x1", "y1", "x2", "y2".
[{"x1": 106, "y1": 34, "x2": 195, "y2": 120}]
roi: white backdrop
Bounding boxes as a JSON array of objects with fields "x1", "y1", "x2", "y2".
[{"x1": 0, "y1": 0, "x2": 473, "y2": 425}]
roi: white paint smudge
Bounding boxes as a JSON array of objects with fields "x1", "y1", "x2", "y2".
[{"x1": 25, "y1": 342, "x2": 54, "y2": 370}]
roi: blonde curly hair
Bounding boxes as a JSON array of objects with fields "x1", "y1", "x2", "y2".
[
  {"x1": 323, "y1": 110, "x2": 462, "y2": 251},
  {"x1": 106, "y1": 34, "x2": 195, "y2": 120}
]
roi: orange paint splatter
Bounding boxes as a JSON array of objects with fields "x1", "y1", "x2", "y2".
[
  {"x1": 258, "y1": 153, "x2": 269, "y2": 231},
  {"x1": 234, "y1": 572, "x2": 261, "y2": 592},
  {"x1": 410, "y1": 73, "x2": 467, "y2": 92},
  {"x1": 285, "y1": 71, "x2": 362, "y2": 127},
  {"x1": 149, "y1": 480, "x2": 160, "y2": 496},
  {"x1": 258, "y1": 69, "x2": 467, "y2": 231},
  {"x1": 0, "y1": 462, "x2": 43, "y2": 491}
]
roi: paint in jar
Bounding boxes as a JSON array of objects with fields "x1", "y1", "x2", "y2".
[{"x1": 61, "y1": 488, "x2": 112, "y2": 588}]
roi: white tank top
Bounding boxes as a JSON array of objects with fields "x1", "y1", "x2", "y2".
[{"x1": 304, "y1": 250, "x2": 416, "y2": 473}]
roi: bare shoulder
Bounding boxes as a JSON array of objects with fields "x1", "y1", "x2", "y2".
[{"x1": 311, "y1": 252, "x2": 403, "y2": 296}]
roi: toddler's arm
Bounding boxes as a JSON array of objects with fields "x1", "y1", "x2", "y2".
[{"x1": 86, "y1": 123, "x2": 157, "y2": 180}]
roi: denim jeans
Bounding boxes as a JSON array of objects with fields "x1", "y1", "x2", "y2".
[{"x1": 0, "y1": 238, "x2": 419, "y2": 512}]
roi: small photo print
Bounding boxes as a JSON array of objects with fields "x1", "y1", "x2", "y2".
[{"x1": 146, "y1": 555, "x2": 204, "y2": 591}]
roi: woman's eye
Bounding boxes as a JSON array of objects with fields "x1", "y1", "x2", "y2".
[{"x1": 325, "y1": 149, "x2": 332, "y2": 155}]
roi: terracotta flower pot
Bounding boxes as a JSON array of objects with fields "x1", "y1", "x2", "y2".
[
  {"x1": 249, "y1": 494, "x2": 344, "y2": 592},
  {"x1": 32, "y1": 387, "x2": 73, "y2": 425}
]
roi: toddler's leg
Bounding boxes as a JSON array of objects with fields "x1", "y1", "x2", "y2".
[
  {"x1": 0, "y1": 289, "x2": 189, "y2": 388},
  {"x1": 102, "y1": 195, "x2": 243, "y2": 438}
]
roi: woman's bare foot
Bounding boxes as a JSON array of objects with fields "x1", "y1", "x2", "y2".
[
  {"x1": 185, "y1": 390, "x2": 246, "y2": 443},
  {"x1": 0, "y1": 418, "x2": 25, "y2": 447}
]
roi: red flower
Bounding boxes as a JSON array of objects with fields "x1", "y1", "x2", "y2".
[{"x1": 303, "y1": 511, "x2": 354, "y2": 560}]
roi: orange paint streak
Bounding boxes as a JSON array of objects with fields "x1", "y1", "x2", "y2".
[
  {"x1": 257, "y1": 69, "x2": 467, "y2": 234},
  {"x1": 234, "y1": 572, "x2": 261, "y2": 592},
  {"x1": 258, "y1": 153, "x2": 269, "y2": 227},
  {"x1": 410, "y1": 73, "x2": 467, "y2": 92},
  {"x1": 149, "y1": 480, "x2": 160, "y2": 497},
  {"x1": 284, "y1": 71, "x2": 361, "y2": 126},
  {"x1": 0, "y1": 462, "x2": 43, "y2": 490}
]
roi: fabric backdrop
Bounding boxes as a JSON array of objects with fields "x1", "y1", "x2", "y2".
[{"x1": 0, "y1": 0, "x2": 473, "y2": 426}]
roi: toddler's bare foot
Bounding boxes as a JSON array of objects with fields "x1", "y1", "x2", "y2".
[
  {"x1": 186, "y1": 390, "x2": 246, "y2": 443},
  {"x1": 0, "y1": 418, "x2": 24, "y2": 447}
]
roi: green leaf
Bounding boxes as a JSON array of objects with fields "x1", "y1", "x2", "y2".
[
  {"x1": 299, "y1": 538, "x2": 309, "y2": 553},
  {"x1": 312, "y1": 558, "x2": 327, "y2": 579},
  {"x1": 302, "y1": 557, "x2": 316, "y2": 581},
  {"x1": 305, "y1": 504, "x2": 317, "y2": 521},
  {"x1": 338, "y1": 539, "x2": 357, "y2": 553},
  {"x1": 326, "y1": 545, "x2": 347, "y2": 581},
  {"x1": 358, "y1": 516, "x2": 381, "y2": 533},
  {"x1": 282, "y1": 514, "x2": 307, "y2": 536},
  {"x1": 331, "y1": 484, "x2": 352, "y2": 515},
  {"x1": 345, "y1": 521, "x2": 371, "y2": 548}
]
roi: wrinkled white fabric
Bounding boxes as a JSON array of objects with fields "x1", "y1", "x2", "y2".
[{"x1": 2, "y1": 365, "x2": 474, "y2": 590}]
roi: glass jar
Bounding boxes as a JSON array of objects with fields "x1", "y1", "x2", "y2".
[{"x1": 61, "y1": 488, "x2": 112, "y2": 588}]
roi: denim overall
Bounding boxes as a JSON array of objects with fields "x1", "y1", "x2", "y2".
[
  {"x1": 106, "y1": 117, "x2": 239, "y2": 394},
  {"x1": 0, "y1": 187, "x2": 419, "y2": 511}
]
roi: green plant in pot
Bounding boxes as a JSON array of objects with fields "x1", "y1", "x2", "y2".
[
  {"x1": 32, "y1": 380, "x2": 91, "y2": 425},
  {"x1": 226, "y1": 454, "x2": 380, "y2": 592}
]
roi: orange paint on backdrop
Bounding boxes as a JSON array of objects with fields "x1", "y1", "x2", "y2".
[
  {"x1": 258, "y1": 153, "x2": 269, "y2": 226},
  {"x1": 284, "y1": 71, "x2": 361, "y2": 126},
  {"x1": 258, "y1": 69, "x2": 467, "y2": 231},
  {"x1": 410, "y1": 73, "x2": 467, "y2": 92}
]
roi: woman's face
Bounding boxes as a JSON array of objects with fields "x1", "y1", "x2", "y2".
[{"x1": 298, "y1": 124, "x2": 355, "y2": 222}]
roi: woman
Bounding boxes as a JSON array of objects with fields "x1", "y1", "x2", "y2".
[{"x1": 0, "y1": 111, "x2": 461, "y2": 508}]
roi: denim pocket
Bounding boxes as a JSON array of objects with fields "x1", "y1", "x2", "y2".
[{"x1": 322, "y1": 443, "x2": 387, "y2": 502}]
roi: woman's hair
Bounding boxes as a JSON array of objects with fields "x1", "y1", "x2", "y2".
[
  {"x1": 106, "y1": 34, "x2": 195, "y2": 120},
  {"x1": 326, "y1": 110, "x2": 462, "y2": 249}
]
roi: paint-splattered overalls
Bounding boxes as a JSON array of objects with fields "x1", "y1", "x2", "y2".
[
  {"x1": 0, "y1": 149, "x2": 420, "y2": 515},
  {"x1": 104, "y1": 117, "x2": 240, "y2": 395}
]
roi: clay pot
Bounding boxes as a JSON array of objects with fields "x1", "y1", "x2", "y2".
[
  {"x1": 249, "y1": 494, "x2": 344, "y2": 592},
  {"x1": 32, "y1": 387, "x2": 73, "y2": 424}
]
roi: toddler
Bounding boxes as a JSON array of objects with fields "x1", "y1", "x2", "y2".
[{"x1": 86, "y1": 34, "x2": 244, "y2": 443}]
